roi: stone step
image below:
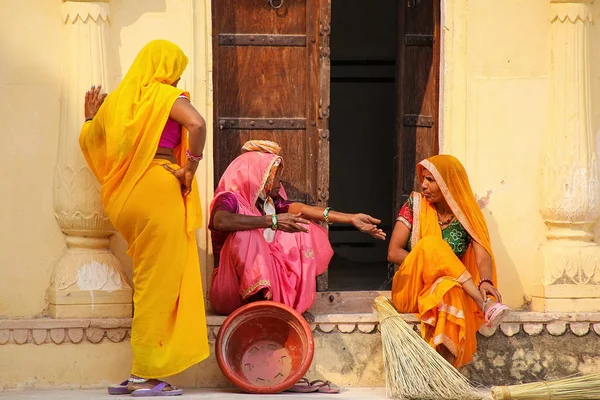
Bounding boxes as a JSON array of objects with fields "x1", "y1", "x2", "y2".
[{"x1": 2, "y1": 305, "x2": 600, "y2": 389}]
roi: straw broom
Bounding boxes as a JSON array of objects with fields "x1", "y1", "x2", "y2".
[
  {"x1": 374, "y1": 295, "x2": 482, "y2": 400},
  {"x1": 491, "y1": 374, "x2": 600, "y2": 399}
]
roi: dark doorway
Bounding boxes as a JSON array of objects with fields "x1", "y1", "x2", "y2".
[{"x1": 327, "y1": 0, "x2": 398, "y2": 290}]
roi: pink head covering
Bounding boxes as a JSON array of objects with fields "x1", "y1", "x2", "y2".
[{"x1": 211, "y1": 142, "x2": 284, "y2": 216}]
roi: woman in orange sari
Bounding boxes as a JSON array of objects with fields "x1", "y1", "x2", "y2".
[{"x1": 388, "y1": 155, "x2": 509, "y2": 368}]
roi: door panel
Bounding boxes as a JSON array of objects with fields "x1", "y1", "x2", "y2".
[
  {"x1": 395, "y1": 0, "x2": 440, "y2": 213},
  {"x1": 218, "y1": 47, "x2": 307, "y2": 118},
  {"x1": 212, "y1": 0, "x2": 331, "y2": 290},
  {"x1": 213, "y1": 0, "x2": 307, "y2": 34}
]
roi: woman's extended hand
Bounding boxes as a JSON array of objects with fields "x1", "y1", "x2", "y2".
[
  {"x1": 276, "y1": 213, "x2": 310, "y2": 233},
  {"x1": 164, "y1": 163, "x2": 197, "y2": 196},
  {"x1": 84, "y1": 85, "x2": 107, "y2": 120},
  {"x1": 351, "y1": 213, "x2": 386, "y2": 240},
  {"x1": 480, "y1": 281, "x2": 503, "y2": 304}
]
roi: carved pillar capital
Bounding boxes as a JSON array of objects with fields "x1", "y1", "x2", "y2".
[
  {"x1": 62, "y1": 0, "x2": 109, "y2": 25},
  {"x1": 550, "y1": 0, "x2": 592, "y2": 4},
  {"x1": 550, "y1": 0, "x2": 592, "y2": 23}
]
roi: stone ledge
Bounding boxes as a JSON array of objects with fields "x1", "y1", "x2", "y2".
[{"x1": 2, "y1": 311, "x2": 600, "y2": 345}]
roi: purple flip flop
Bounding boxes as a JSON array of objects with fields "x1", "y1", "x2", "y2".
[
  {"x1": 131, "y1": 381, "x2": 183, "y2": 397},
  {"x1": 107, "y1": 380, "x2": 131, "y2": 395}
]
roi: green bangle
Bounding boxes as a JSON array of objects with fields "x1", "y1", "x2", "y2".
[
  {"x1": 271, "y1": 214, "x2": 278, "y2": 230},
  {"x1": 323, "y1": 207, "x2": 333, "y2": 225}
]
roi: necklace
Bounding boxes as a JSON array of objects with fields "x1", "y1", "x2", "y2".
[{"x1": 437, "y1": 213, "x2": 454, "y2": 226}]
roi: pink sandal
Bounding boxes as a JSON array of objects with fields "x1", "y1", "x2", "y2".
[{"x1": 484, "y1": 299, "x2": 509, "y2": 328}]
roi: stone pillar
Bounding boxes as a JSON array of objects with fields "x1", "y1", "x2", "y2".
[
  {"x1": 532, "y1": 0, "x2": 600, "y2": 312},
  {"x1": 48, "y1": 0, "x2": 132, "y2": 318}
]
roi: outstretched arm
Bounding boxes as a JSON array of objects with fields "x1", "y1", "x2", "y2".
[
  {"x1": 212, "y1": 210, "x2": 311, "y2": 233},
  {"x1": 288, "y1": 203, "x2": 386, "y2": 240}
]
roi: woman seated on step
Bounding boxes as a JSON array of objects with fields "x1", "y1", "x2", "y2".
[
  {"x1": 387, "y1": 154, "x2": 509, "y2": 368},
  {"x1": 209, "y1": 140, "x2": 386, "y2": 317}
]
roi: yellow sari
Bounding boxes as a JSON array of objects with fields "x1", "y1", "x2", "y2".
[
  {"x1": 79, "y1": 40, "x2": 208, "y2": 378},
  {"x1": 392, "y1": 155, "x2": 497, "y2": 368}
]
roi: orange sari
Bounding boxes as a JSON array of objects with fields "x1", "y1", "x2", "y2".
[{"x1": 391, "y1": 155, "x2": 497, "y2": 368}]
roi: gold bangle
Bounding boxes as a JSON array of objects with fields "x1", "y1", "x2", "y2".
[{"x1": 323, "y1": 207, "x2": 333, "y2": 225}]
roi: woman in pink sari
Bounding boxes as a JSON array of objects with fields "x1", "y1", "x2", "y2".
[{"x1": 209, "y1": 140, "x2": 386, "y2": 316}]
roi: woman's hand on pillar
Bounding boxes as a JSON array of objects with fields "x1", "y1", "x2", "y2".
[{"x1": 84, "y1": 84, "x2": 107, "y2": 120}]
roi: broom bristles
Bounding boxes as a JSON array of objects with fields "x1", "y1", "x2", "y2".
[
  {"x1": 491, "y1": 374, "x2": 600, "y2": 400},
  {"x1": 374, "y1": 296, "x2": 482, "y2": 400}
]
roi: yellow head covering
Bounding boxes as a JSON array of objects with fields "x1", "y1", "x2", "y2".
[{"x1": 79, "y1": 40, "x2": 201, "y2": 232}]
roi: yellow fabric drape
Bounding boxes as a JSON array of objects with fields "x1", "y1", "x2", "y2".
[
  {"x1": 79, "y1": 40, "x2": 208, "y2": 377},
  {"x1": 392, "y1": 154, "x2": 497, "y2": 368},
  {"x1": 79, "y1": 39, "x2": 201, "y2": 233}
]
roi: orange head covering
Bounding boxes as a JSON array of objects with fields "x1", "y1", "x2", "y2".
[{"x1": 416, "y1": 154, "x2": 497, "y2": 284}]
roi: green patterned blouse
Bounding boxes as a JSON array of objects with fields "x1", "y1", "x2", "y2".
[{"x1": 397, "y1": 196, "x2": 471, "y2": 258}]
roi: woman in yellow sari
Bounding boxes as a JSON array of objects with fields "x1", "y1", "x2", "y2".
[
  {"x1": 79, "y1": 40, "x2": 209, "y2": 396},
  {"x1": 388, "y1": 155, "x2": 509, "y2": 368}
]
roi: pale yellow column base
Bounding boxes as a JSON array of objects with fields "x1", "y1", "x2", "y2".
[
  {"x1": 531, "y1": 284, "x2": 600, "y2": 312},
  {"x1": 48, "y1": 237, "x2": 133, "y2": 319},
  {"x1": 48, "y1": 289, "x2": 133, "y2": 318}
]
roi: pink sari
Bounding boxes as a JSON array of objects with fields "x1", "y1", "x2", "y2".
[{"x1": 209, "y1": 151, "x2": 333, "y2": 315}]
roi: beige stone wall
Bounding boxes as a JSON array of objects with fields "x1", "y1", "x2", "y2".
[
  {"x1": 0, "y1": 0, "x2": 66, "y2": 317},
  {"x1": 441, "y1": 0, "x2": 600, "y2": 308},
  {"x1": 0, "y1": 0, "x2": 214, "y2": 318},
  {"x1": 2, "y1": 0, "x2": 600, "y2": 390},
  {"x1": 0, "y1": 0, "x2": 599, "y2": 336}
]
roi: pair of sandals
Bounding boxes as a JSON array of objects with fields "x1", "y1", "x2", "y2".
[
  {"x1": 483, "y1": 298, "x2": 510, "y2": 328},
  {"x1": 110, "y1": 377, "x2": 337, "y2": 396},
  {"x1": 286, "y1": 378, "x2": 340, "y2": 394},
  {"x1": 108, "y1": 379, "x2": 182, "y2": 397}
]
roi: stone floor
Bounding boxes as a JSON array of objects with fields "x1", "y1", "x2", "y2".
[
  {"x1": 0, "y1": 388, "x2": 388, "y2": 399},
  {"x1": 0, "y1": 388, "x2": 495, "y2": 399}
]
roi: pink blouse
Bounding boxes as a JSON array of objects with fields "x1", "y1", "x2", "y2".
[{"x1": 157, "y1": 95, "x2": 188, "y2": 148}]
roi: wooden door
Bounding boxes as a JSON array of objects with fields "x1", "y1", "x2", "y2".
[
  {"x1": 395, "y1": 0, "x2": 440, "y2": 212},
  {"x1": 212, "y1": 0, "x2": 332, "y2": 289}
]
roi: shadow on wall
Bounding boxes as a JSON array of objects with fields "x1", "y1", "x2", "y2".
[
  {"x1": 0, "y1": 3, "x2": 68, "y2": 316},
  {"x1": 483, "y1": 208, "x2": 525, "y2": 309},
  {"x1": 105, "y1": 0, "x2": 168, "y2": 89}
]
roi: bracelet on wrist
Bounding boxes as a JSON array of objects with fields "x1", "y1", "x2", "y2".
[
  {"x1": 186, "y1": 149, "x2": 203, "y2": 162},
  {"x1": 477, "y1": 278, "x2": 494, "y2": 290},
  {"x1": 271, "y1": 214, "x2": 278, "y2": 230},
  {"x1": 323, "y1": 207, "x2": 333, "y2": 225}
]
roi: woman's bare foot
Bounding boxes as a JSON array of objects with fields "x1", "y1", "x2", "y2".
[
  {"x1": 302, "y1": 311, "x2": 315, "y2": 323},
  {"x1": 126, "y1": 376, "x2": 178, "y2": 393}
]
